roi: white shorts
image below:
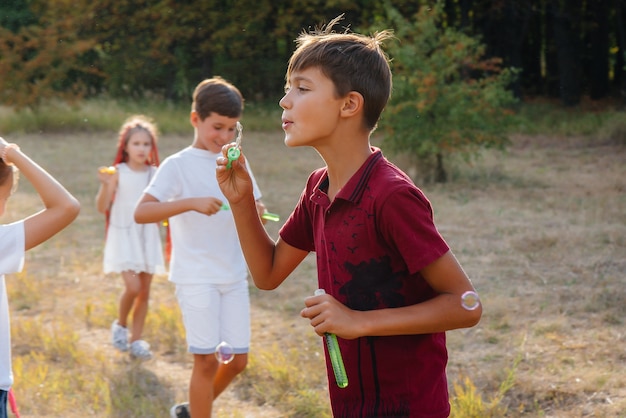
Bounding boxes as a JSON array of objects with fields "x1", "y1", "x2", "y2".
[{"x1": 175, "y1": 280, "x2": 250, "y2": 355}]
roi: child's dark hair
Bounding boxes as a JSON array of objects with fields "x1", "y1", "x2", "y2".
[
  {"x1": 286, "y1": 15, "x2": 393, "y2": 132},
  {"x1": 0, "y1": 162, "x2": 11, "y2": 186},
  {"x1": 192, "y1": 77, "x2": 244, "y2": 120},
  {"x1": 113, "y1": 115, "x2": 160, "y2": 166},
  {"x1": 0, "y1": 162, "x2": 18, "y2": 192}
]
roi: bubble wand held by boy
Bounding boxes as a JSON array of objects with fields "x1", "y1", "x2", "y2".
[
  {"x1": 223, "y1": 122, "x2": 280, "y2": 222},
  {"x1": 226, "y1": 121, "x2": 243, "y2": 169},
  {"x1": 315, "y1": 289, "x2": 348, "y2": 388}
]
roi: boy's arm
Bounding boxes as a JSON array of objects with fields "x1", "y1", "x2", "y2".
[
  {"x1": 232, "y1": 192, "x2": 308, "y2": 289},
  {"x1": 134, "y1": 193, "x2": 224, "y2": 223},
  {"x1": 302, "y1": 251, "x2": 482, "y2": 339},
  {"x1": 217, "y1": 147, "x2": 308, "y2": 290},
  {"x1": 1, "y1": 140, "x2": 80, "y2": 251}
]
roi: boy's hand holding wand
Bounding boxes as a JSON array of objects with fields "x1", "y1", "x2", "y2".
[
  {"x1": 216, "y1": 142, "x2": 254, "y2": 205},
  {"x1": 217, "y1": 142, "x2": 279, "y2": 223}
]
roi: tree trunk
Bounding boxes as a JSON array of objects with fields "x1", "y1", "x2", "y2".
[
  {"x1": 587, "y1": 0, "x2": 610, "y2": 100},
  {"x1": 614, "y1": 0, "x2": 626, "y2": 105},
  {"x1": 551, "y1": 0, "x2": 583, "y2": 106},
  {"x1": 544, "y1": 2, "x2": 561, "y2": 97},
  {"x1": 435, "y1": 153, "x2": 447, "y2": 183},
  {"x1": 521, "y1": 2, "x2": 543, "y2": 96}
]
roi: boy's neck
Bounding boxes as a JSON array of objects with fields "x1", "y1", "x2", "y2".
[{"x1": 318, "y1": 138, "x2": 372, "y2": 200}]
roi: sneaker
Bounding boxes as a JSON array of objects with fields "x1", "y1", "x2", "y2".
[
  {"x1": 129, "y1": 339, "x2": 153, "y2": 360},
  {"x1": 111, "y1": 320, "x2": 129, "y2": 351},
  {"x1": 170, "y1": 402, "x2": 190, "y2": 418}
]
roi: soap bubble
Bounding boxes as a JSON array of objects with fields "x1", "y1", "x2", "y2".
[
  {"x1": 215, "y1": 341, "x2": 235, "y2": 364},
  {"x1": 461, "y1": 291, "x2": 480, "y2": 311}
]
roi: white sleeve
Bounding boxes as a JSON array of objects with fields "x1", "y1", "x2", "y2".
[
  {"x1": 0, "y1": 221, "x2": 25, "y2": 274},
  {"x1": 145, "y1": 158, "x2": 180, "y2": 203}
]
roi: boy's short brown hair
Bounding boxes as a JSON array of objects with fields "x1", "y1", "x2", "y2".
[
  {"x1": 286, "y1": 16, "x2": 393, "y2": 131},
  {"x1": 192, "y1": 77, "x2": 244, "y2": 120}
]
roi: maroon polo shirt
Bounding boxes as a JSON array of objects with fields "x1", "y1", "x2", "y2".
[{"x1": 280, "y1": 148, "x2": 451, "y2": 417}]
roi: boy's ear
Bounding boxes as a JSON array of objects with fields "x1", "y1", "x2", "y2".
[
  {"x1": 190, "y1": 110, "x2": 199, "y2": 127},
  {"x1": 341, "y1": 91, "x2": 364, "y2": 118}
]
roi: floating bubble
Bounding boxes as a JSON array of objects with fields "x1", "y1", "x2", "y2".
[
  {"x1": 215, "y1": 341, "x2": 235, "y2": 364},
  {"x1": 461, "y1": 291, "x2": 480, "y2": 311}
]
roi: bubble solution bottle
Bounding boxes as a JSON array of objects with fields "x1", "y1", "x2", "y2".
[{"x1": 314, "y1": 289, "x2": 348, "y2": 388}]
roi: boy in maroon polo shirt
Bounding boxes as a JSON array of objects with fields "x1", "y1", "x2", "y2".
[{"x1": 217, "y1": 17, "x2": 482, "y2": 418}]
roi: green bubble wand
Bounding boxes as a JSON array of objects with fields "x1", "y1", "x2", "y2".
[
  {"x1": 314, "y1": 289, "x2": 348, "y2": 388},
  {"x1": 220, "y1": 203, "x2": 280, "y2": 222},
  {"x1": 222, "y1": 122, "x2": 280, "y2": 222},
  {"x1": 226, "y1": 121, "x2": 243, "y2": 169}
]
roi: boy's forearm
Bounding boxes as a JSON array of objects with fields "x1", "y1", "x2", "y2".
[
  {"x1": 230, "y1": 196, "x2": 281, "y2": 289},
  {"x1": 135, "y1": 199, "x2": 187, "y2": 223},
  {"x1": 353, "y1": 294, "x2": 482, "y2": 338}
]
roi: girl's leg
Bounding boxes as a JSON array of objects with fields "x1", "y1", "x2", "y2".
[
  {"x1": 129, "y1": 272, "x2": 153, "y2": 342},
  {"x1": 189, "y1": 353, "x2": 219, "y2": 418},
  {"x1": 118, "y1": 270, "x2": 140, "y2": 328},
  {"x1": 213, "y1": 353, "x2": 248, "y2": 399}
]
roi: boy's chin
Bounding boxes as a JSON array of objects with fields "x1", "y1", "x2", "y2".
[{"x1": 283, "y1": 135, "x2": 300, "y2": 148}]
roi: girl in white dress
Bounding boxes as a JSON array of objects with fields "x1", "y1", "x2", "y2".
[{"x1": 96, "y1": 115, "x2": 166, "y2": 360}]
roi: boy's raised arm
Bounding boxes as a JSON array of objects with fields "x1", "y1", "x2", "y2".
[{"x1": 217, "y1": 146, "x2": 308, "y2": 290}]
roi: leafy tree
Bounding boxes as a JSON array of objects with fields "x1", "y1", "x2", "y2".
[
  {"x1": 0, "y1": 0, "x2": 98, "y2": 110},
  {"x1": 0, "y1": 0, "x2": 36, "y2": 32},
  {"x1": 371, "y1": 2, "x2": 518, "y2": 183}
]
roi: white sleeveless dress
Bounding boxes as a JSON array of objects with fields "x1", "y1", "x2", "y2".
[{"x1": 103, "y1": 163, "x2": 165, "y2": 274}]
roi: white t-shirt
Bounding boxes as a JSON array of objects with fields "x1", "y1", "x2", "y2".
[
  {"x1": 0, "y1": 221, "x2": 25, "y2": 391},
  {"x1": 145, "y1": 147, "x2": 262, "y2": 285}
]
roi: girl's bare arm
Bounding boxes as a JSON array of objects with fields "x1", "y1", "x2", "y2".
[{"x1": 95, "y1": 169, "x2": 118, "y2": 214}]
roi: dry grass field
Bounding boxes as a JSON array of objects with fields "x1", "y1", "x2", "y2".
[{"x1": 3, "y1": 126, "x2": 625, "y2": 417}]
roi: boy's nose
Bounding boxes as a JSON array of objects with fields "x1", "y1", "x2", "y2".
[
  {"x1": 279, "y1": 94, "x2": 290, "y2": 109},
  {"x1": 220, "y1": 131, "x2": 233, "y2": 143}
]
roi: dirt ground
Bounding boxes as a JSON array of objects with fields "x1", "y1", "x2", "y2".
[{"x1": 5, "y1": 129, "x2": 626, "y2": 417}]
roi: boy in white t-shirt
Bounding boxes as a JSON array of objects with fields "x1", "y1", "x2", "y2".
[
  {"x1": 134, "y1": 77, "x2": 267, "y2": 418},
  {"x1": 0, "y1": 137, "x2": 80, "y2": 418}
]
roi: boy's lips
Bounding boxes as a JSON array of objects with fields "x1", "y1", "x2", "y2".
[{"x1": 281, "y1": 118, "x2": 293, "y2": 130}]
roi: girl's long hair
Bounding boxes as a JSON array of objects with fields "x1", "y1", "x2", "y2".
[{"x1": 112, "y1": 115, "x2": 161, "y2": 167}]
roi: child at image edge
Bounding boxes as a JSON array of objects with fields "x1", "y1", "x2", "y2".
[
  {"x1": 95, "y1": 115, "x2": 166, "y2": 360},
  {"x1": 0, "y1": 138, "x2": 80, "y2": 418},
  {"x1": 134, "y1": 77, "x2": 268, "y2": 418},
  {"x1": 216, "y1": 18, "x2": 482, "y2": 418}
]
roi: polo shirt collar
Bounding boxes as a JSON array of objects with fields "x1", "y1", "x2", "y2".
[{"x1": 316, "y1": 147, "x2": 383, "y2": 204}]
